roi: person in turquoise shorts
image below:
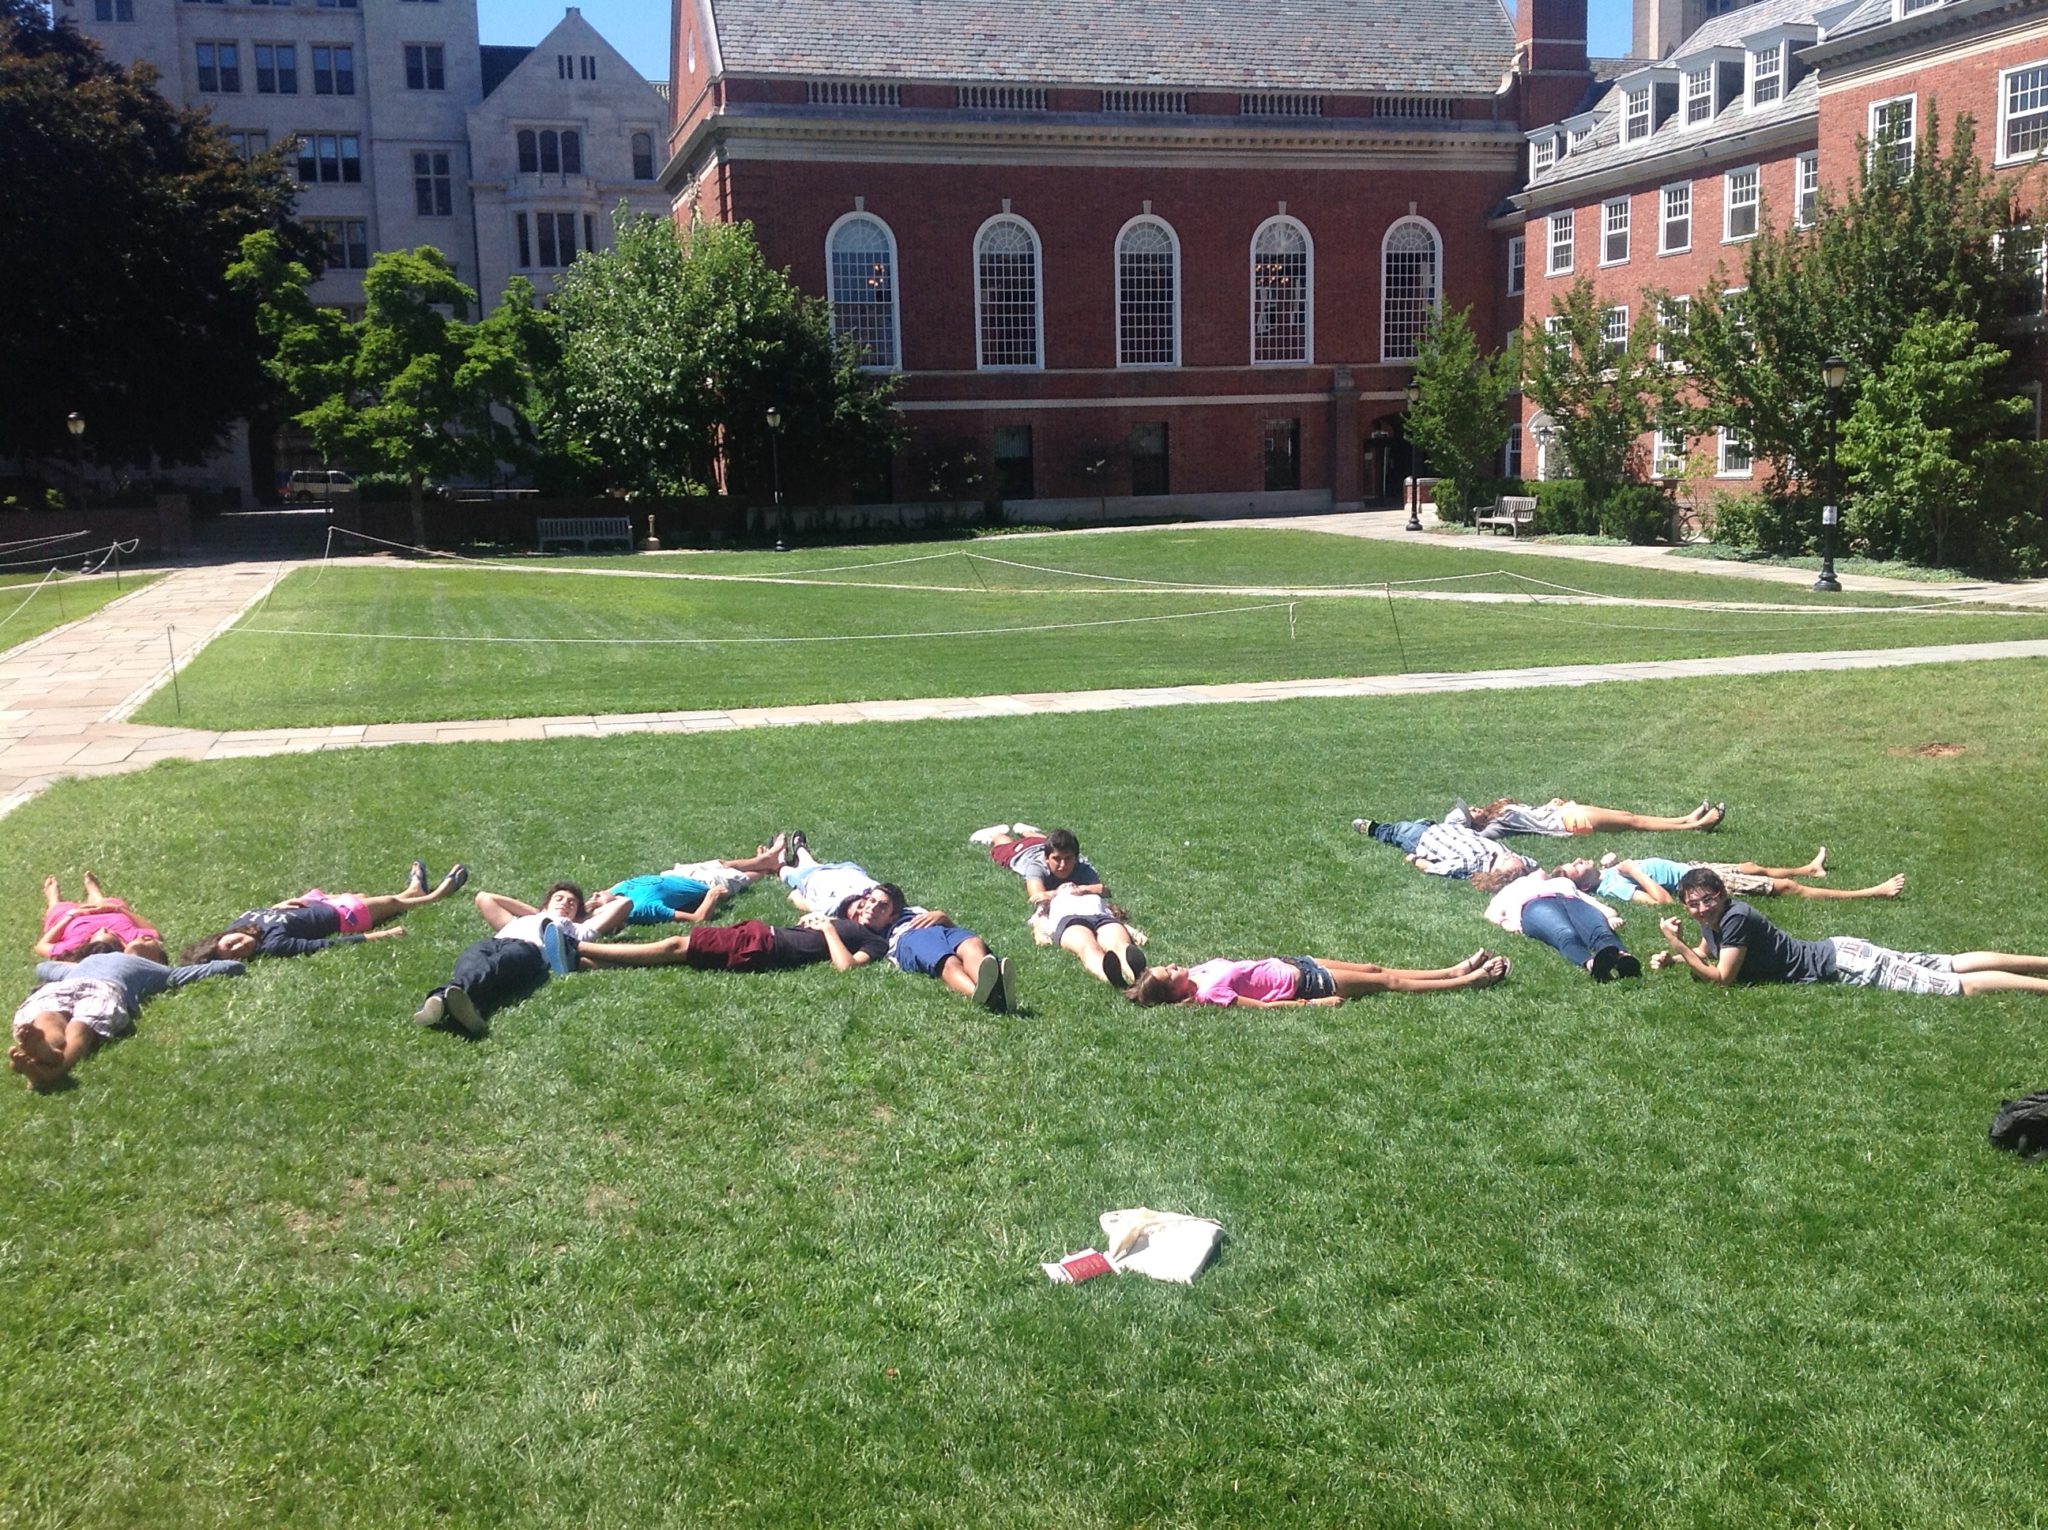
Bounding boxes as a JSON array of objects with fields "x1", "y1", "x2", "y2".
[
  {"x1": 1554, "y1": 848, "x2": 1904, "y2": 905},
  {"x1": 586, "y1": 839, "x2": 790, "y2": 927}
]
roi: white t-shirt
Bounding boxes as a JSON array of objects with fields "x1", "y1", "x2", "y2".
[{"x1": 496, "y1": 913, "x2": 600, "y2": 949}]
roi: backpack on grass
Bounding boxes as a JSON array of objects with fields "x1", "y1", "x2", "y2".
[{"x1": 1988, "y1": 1090, "x2": 2048, "y2": 1158}]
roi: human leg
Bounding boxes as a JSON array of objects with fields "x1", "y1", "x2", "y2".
[
  {"x1": 1772, "y1": 874, "x2": 1905, "y2": 901},
  {"x1": 1573, "y1": 801, "x2": 1725, "y2": 833},
  {"x1": 42, "y1": 876, "x2": 61, "y2": 912},
  {"x1": 9, "y1": 1013, "x2": 95, "y2": 1089},
  {"x1": 1951, "y1": 951, "x2": 2048, "y2": 977},
  {"x1": 1322, "y1": 956, "x2": 1510, "y2": 995},
  {"x1": 445, "y1": 937, "x2": 550, "y2": 1021},
  {"x1": 1060, "y1": 924, "x2": 1114, "y2": 983},
  {"x1": 577, "y1": 935, "x2": 694, "y2": 968},
  {"x1": 1360, "y1": 819, "x2": 1432, "y2": 853},
  {"x1": 1518, "y1": 897, "x2": 1621, "y2": 972},
  {"x1": 82, "y1": 870, "x2": 106, "y2": 901},
  {"x1": 1319, "y1": 952, "x2": 1495, "y2": 981},
  {"x1": 1958, "y1": 971, "x2": 2048, "y2": 995}
]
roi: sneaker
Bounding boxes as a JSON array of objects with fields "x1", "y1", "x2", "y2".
[
  {"x1": 1123, "y1": 944, "x2": 1148, "y2": 980},
  {"x1": 441, "y1": 986, "x2": 485, "y2": 1035},
  {"x1": 1614, "y1": 952, "x2": 1644, "y2": 980},
  {"x1": 1101, "y1": 950, "x2": 1127, "y2": 988},
  {"x1": 412, "y1": 992, "x2": 446, "y2": 1028},
  {"x1": 998, "y1": 957, "x2": 1018, "y2": 1014},
  {"x1": 1352, "y1": 818, "x2": 1377, "y2": 835},
  {"x1": 1010, "y1": 822, "x2": 1043, "y2": 839},
  {"x1": 1590, "y1": 947, "x2": 1620, "y2": 983},
  {"x1": 972, "y1": 952, "x2": 1003, "y2": 1010},
  {"x1": 541, "y1": 920, "x2": 578, "y2": 976},
  {"x1": 968, "y1": 824, "x2": 1011, "y2": 846},
  {"x1": 782, "y1": 829, "x2": 808, "y2": 867}
]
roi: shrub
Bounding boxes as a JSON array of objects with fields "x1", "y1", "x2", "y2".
[
  {"x1": 1530, "y1": 479, "x2": 1594, "y2": 535},
  {"x1": 1437, "y1": 478, "x2": 1523, "y2": 527},
  {"x1": 1704, "y1": 490, "x2": 1812, "y2": 553},
  {"x1": 1598, "y1": 483, "x2": 1676, "y2": 544}
]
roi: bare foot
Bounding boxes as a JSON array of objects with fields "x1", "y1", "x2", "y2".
[
  {"x1": 8, "y1": 1045, "x2": 61, "y2": 1090},
  {"x1": 82, "y1": 869, "x2": 103, "y2": 898},
  {"x1": 1472, "y1": 956, "x2": 1511, "y2": 988},
  {"x1": 1451, "y1": 949, "x2": 1493, "y2": 976},
  {"x1": 1798, "y1": 846, "x2": 1828, "y2": 878},
  {"x1": 1876, "y1": 873, "x2": 1906, "y2": 897},
  {"x1": 42, "y1": 874, "x2": 60, "y2": 902}
]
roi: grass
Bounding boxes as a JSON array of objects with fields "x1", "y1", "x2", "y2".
[
  {"x1": 0, "y1": 570, "x2": 156, "y2": 655},
  {"x1": 8, "y1": 658, "x2": 2048, "y2": 1524},
  {"x1": 133, "y1": 529, "x2": 2048, "y2": 729},
  {"x1": 1670, "y1": 543, "x2": 1986, "y2": 583}
]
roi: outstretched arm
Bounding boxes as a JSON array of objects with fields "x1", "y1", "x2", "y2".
[
  {"x1": 473, "y1": 892, "x2": 537, "y2": 932},
  {"x1": 580, "y1": 898, "x2": 633, "y2": 937},
  {"x1": 673, "y1": 886, "x2": 727, "y2": 925},
  {"x1": 1620, "y1": 863, "x2": 1675, "y2": 904},
  {"x1": 1656, "y1": 917, "x2": 1743, "y2": 984}
]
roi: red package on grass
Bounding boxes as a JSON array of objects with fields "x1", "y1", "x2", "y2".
[{"x1": 1042, "y1": 1249, "x2": 1116, "y2": 1284}]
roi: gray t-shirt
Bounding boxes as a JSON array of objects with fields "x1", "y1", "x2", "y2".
[
  {"x1": 1703, "y1": 900, "x2": 1838, "y2": 983},
  {"x1": 1007, "y1": 844, "x2": 1099, "y2": 889}
]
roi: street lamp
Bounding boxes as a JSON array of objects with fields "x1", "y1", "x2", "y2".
[
  {"x1": 66, "y1": 412, "x2": 85, "y2": 506},
  {"x1": 1814, "y1": 355, "x2": 1847, "y2": 593},
  {"x1": 1369, "y1": 427, "x2": 1391, "y2": 504},
  {"x1": 1403, "y1": 378, "x2": 1423, "y2": 530},
  {"x1": 765, "y1": 405, "x2": 785, "y2": 551}
]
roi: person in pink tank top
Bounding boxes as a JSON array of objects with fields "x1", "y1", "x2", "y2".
[
  {"x1": 1125, "y1": 949, "x2": 1509, "y2": 1007},
  {"x1": 34, "y1": 873, "x2": 165, "y2": 964}
]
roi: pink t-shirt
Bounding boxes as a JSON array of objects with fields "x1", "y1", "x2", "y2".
[
  {"x1": 1188, "y1": 958, "x2": 1299, "y2": 1006},
  {"x1": 41, "y1": 900, "x2": 158, "y2": 958}
]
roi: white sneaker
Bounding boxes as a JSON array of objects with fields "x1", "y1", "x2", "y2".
[
  {"x1": 967, "y1": 824, "x2": 1011, "y2": 845},
  {"x1": 412, "y1": 993, "x2": 446, "y2": 1028},
  {"x1": 1010, "y1": 822, "x2": 1043, "y2": 838},
  {"x1": 972, "y1": 952, "x2": 1003, "y2": 1009},
  {"x1": 998, "y1": 957, "x2": 1018, "y2": 1014},
  {"x1": 442, "y1": 986, "x2": 486, "y2": 1035}
]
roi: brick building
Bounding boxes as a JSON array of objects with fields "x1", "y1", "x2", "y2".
[{"x1": 663, "y1": 0, "x2": 1595, "y2": 515}]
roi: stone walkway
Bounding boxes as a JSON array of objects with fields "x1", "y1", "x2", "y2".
[{"x1": 4, "y1": 537, "x2": 2048, "y2": 819}]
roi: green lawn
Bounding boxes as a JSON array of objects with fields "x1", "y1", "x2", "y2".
[
  {"x1": 0, "y1": 570, "x2": 155, "y2": 654},
  {"x1": 8, "y1": 659, "x2": 2048, "y2": 1524},
  {"x1": 135, "y1": 530, "x2": 2048, "y2": 729}
]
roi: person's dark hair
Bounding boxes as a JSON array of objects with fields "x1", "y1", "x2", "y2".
[
  {"x1": 546, "y1": 881, "x2": 588, "y2": 918},
  {"x1": 872, "y1": 883, "x2": 907, "y2": 918},
  {"x1": 1466, "y1": 864, "x2": 1528, "y2": 896},
  {"x1": 1045, "y1": 828, "x2": 1081, "y2": 857},
  {"x1": 1466, "y1": 798, "x2": 1515, "y2": 832},
  {"x1": 1677, "y1": 866, "x2": 1726, "y2": 899},
  {"x1": 180, "y1": 920, "x2": 258, "y2": 965},
  {"x1": 1126, "y1": 970, "x2": 1179, "y2": 1006}
]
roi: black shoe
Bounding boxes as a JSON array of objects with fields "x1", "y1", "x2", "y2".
[
  {"x1": 1123, "y1": 945, "x2": 1147, "y2": 980},
  {"x1": 782, "y1": 830, "x2": 808, "y2": 868},
  {"x1": 1101, "y1": 950, "x2": 1127, "y2": 988},
  {"x1": 1590, "y1": 947, "x2": 1620, "y2": 983},
  {"x1": 1614, "y1": 952, "x2": 1643, "y2": 979}
]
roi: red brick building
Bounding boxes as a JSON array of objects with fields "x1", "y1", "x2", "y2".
[{"x1": 663, "y1": 0, "x2": 1594, "y2": 514}]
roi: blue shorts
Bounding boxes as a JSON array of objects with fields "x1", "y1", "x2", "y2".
[
  {"x1": 892, "y1": 925, "x2": 977, "y2": 976},
  {"x1": 1284, "y1": 956, "x2": 1336, "y2": 1000},
  {"x1": 609, "y1": 874, "x2": 712, "y2": 923}
]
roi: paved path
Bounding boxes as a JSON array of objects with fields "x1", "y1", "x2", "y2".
[{"x1": 4, "y1": 540, "x2": 2048, "y2": 819}]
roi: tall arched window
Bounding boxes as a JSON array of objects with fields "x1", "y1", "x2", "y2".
[
  {"x1": 1116, "y1": 216, "x2": 1179, "y2": 366},
  {"x1": 827, "y1": 212, "x2": 900, "y2": 371},
  {"x1": 975, "y1": 215, "x2": 1042, "y2": 369},
  {"x1": 1250, "y1": 216, "x2": 1312, "y2": 364},
  {"x1": 1381, "y1": 217, "x2": 1441, "y2": 362},
  {"x1": 560, "y1": 130, "x2": 582, "y2": 174},
  {"x1": 631, "y1": 131, "x2": 654, "y2": 180},
  {"x1": 516, "y1": 129, "x2": 537, "y2": 172}
]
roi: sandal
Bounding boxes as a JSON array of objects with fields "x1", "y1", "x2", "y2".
[
  {"x1": 409, "y1": 859, "x2": 429, "y2": 891},
  {"x1": 444, "y1": 862, "x2": 469, "y2": 894}
]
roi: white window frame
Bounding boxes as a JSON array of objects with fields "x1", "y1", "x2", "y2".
[
  {"x1": 1249, "y1": 215, "x2": 1314, "y2": 365},
  {"x1": 1660, "y1": 181, "x2": 1692, "y2": 254},
  {"x1": 1998, "y1": 62, "x2": 2048, "y2": 165},
  {"x1": 1749, "y1": 42, "x2": 1783, "y2": 108},
  {"x1": 1724, "y1": 164, "x2": 1760, "y2": 242},
  {"x1": 1602, "y1": 305, "x2": 1629, "y2": 355},
  {"x1": 1870, "y1": 95, "x2": 1916, "y2": 177},
  {"x1": 1685, "y1": 65, "x2": 1714, "y2": 123},
  {"x1": 1531, "y1": 136, "x2": 1557, "y2": 177},
  {"x1": 1602, "y1": 198, "x2": 1631, "y2": 265},
  {"x1": 1547, "y1": 210, "x2": 1574, "y2": 275},
  {"x1": 1794, "y1": 152, "x2": 1818, "y2": 228},
  {"x1": 1895, "y1": 0, "x2": 1948, "y2": 17},
  {"x1": 1717, "y1": 426, "x2": 1753, "y2": 477},
  {"x1": 973, "y1": 213, "x2": 1045, "y2": 372},
  {"x1": 1507, "y1": 235, "x2": 1525, "y2": 295},
  {"x1": 1656, "y1": 294, "x2": 1690, "y2": 362},
  {"x1": 1380, "y1": 215, "x2": 1442, "y2": 364},
  {"x1": 1653, "y1": 429, "x2": 1687, "y2": 477},
  {"x1": 825, "y1": 211, "x2": 902, "y2": 373},
  {"x1": 1114, "y1": 214, "x2": 1181, "y2": 369},
  {"x1": 1624, "y1": 85, "x2": 1651, "y2": 141},
  {"x1": 1503, "y1": 425, "x2": 1523, "y2": 480}
]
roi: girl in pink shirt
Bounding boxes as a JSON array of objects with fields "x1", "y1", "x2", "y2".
[
  {"x1": 1126, "y1": 950, "x2": 1508, "y2": 1007},
  {"x1": 34, "y1": 873, "x2": 165, "y2": 963}
]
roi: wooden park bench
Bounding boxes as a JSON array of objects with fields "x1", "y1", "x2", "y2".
[
  {"x1": 1474, "y1": 495, "x2": 1537, "y2": 537},
  {"x1": 536, "y1": 515, "x2": 634, "y2": 553}
]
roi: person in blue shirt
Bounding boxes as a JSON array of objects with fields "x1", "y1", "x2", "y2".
[
  {"x1": 1556, "y1": 849, "x2": 1904, "y2": 905},
  {"x1": 180, "y1": 863, "x2": 469, "y2": 963},
  {"x1": 11, "y1": 950, "x2": 244, "y2": 1091}
]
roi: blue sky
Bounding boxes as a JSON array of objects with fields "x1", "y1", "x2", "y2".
[{"x1": 480, "y1": 0, "x2": 1637, "y2": 87}]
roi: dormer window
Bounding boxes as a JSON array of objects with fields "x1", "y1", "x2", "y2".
[
  {"x1": 1685, "y1": 65, "x2": 1714, "y2": 123},
  {"x1": 1751, "y1": 42, "x2": 1783, "y2": 106},
  {"x1": 1625, "y1": 86, "x2": 1652, "y2": 140},
  {"x1": 1531, "y1": 135, "x2": 1557, "y2": 176},
  {"x1": 1897, "y1": 0, "x2": 1947, "y2": 15}
]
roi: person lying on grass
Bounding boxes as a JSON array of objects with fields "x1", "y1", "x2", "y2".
[
  {"x1": 975, "y1": 825, "x2": 1146, "y2": 985},
  {"x1": 1125, "y1": 950, "x2": 1509, "y2": 1007},
  {"x1": 34, "y1": 871, "x2": 166, "y2": 963},
  {"x1": 1460, "y1": 797, "x2": 1727, "y2": 838},
  {"x1": 887, "y1": 905, "x2": 1018, "y2": 1013},
  {"x1": 778, "y1": 832, "x2": 884, "y2": 917},
  {"x1": 569, "y1": 884, "x2": 906, "y2": 979},
  {"x1": 11, "y1": 948, "x2": 245, "y2": 1090},
  {"x1": 412, "y1": 883, "x2": 605, "y2": 1037},
  {"x1": 1472, "y1": 864, "x2": 1642, "y2": 981},
  {"x1": 1353, "y1": 816, "x2": 1536, "y2": 883},
  {"x1": 588, "y1": 838, "x2": 789, "y2": 926},
  {"x1": 1556, "y1": 850, "x2": 1905, "y2": 906},
  {"x1": 1652, "y1": 866, "x2": 2048, "y2": 995},
  {"x1": 182, "y1": 862, "x2": 469, "y2": 963}
]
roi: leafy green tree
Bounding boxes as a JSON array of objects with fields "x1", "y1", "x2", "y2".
[
  {"x1": 1670, "y1": 110, "x2": 2040, "y2": 509},
  {"x1": 0, "y1": 0, "x2": 316, "y2": 467},
  {"x1": 544, "y1": 212, "x2": 899, "y2": 502},
  {"x1": 1520, "y1": 277, "x2": 1674, "y2": 514},
  {"x1": 1836, "y1": 314, "x2": 2048, "y2": 572},
  {"x1": 229, "y1": 232, "x2": 551, "y2": 543},
  {"x1": 1404, "y1": 307, "x2": 1520, "y2": 519}
]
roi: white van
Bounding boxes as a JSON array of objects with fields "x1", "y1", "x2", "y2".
[{"x1": 287, "y1": 469, "x2": 357, "y2": 502}]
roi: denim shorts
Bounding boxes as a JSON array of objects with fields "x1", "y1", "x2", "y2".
[{"x1": 1284, "y1": 956, "x2": 1336, "y2": 1000}]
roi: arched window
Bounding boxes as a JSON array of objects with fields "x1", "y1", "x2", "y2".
[
  {"x1": 560, "y1": 130, "x2": 582, "y2": 174},
  {"x1": 1250, "y1": 216, "x2": 1312, "y2": 364},
  {"x1": 516, "y1": 129, "x2": 537, "y2": 173},
  {"x1": 1116, "y1": 216, "x2": 1179, "y2": 366},
  {"x1": 1381, "y1": 217, "x2": 1441, "y2": 362},
  {"x1": 827, "y1": 212, "x2": 900, "y2": 371},
  {"x1": 975, "y1": 215, "x2": 1042, "y2": 369},
  {"x1": 632, "y1": 131, "x2": 654, "y2": 180},
  {"x1": 539, "y1": 131, "x2": 560, "y2": 174}
]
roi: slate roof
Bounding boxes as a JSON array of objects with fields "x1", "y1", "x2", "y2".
[
  {"x1": 706, "y1": 0, "x2": 1519, "y2": 95},
  {"x1": 480, "y1": 44, "x2": 534, "y2": 99}
]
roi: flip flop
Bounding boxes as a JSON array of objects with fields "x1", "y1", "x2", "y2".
[
  {"x1": 444, "y1": 863, "x2": 469, "y2": 894},
  {"x1": 409, "y1": 859, "x2": 429, "y2": 891}
]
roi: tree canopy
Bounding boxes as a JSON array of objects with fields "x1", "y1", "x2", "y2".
[
  {"x1": 1521, "y1": 276, "x2": 1675, "y2": 512},
  {"x1": 1404, "y1": 307, "x2": 1520, "y2": 518},
  {"x1": 0, "y1": 0, "x2": 315, "y2": 466}
]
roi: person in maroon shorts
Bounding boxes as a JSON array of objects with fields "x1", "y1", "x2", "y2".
[{"x1": 575, "y1": 885, "x2": 904, "y2": 975}]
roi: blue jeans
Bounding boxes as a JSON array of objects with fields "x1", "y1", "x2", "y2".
[
  {"x1": 1369, "y1": 819, "x2": 1432, "y2": 854},
  {"x1": 1518, "y1": 896, "x2": 1621, "y2": 970}
]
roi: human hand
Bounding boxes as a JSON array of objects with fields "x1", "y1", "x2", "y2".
[
  {"x1": 905, "y1": 910, "x2": 948, "y2": 930},
  {"x1": 1650, "y1": 951, "x2": 1675, "y2": 970},
  {"x1": 1659, "y1": 916, "x2": 1684, "y2": 944},
  {"x1": 370, "y1": 925, "x2": 405, "y2": 940}
]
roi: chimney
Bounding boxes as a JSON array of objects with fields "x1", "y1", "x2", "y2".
[{"x1": 1517, "y1": 0, "x2": 1589, "y2": 75}]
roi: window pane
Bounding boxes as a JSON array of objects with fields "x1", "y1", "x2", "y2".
[
  {"x1": 977, "y1": 219, "x2": 1040, "y2": 367},
  {"x1": 1382, "y1": 221, "x2": 1437, "y2": 360},
  {"x1": 1117, "y1": 220, "x2": 1177, "y2": 366},
  {"x1": 829, "y1": 216, "x2": 898, "y2": 368},
  {"x1": 561, "y1": 130, "x2": 581, "y2": 174},
  {"x1": 1252, "y1": 220, "x2": 1309, "y2": 363}
]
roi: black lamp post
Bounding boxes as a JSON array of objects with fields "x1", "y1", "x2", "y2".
[
  {"x1": 1814, "y1": 355, "x2": 1846, "y2": 593},
  {"x1": 66, "y1": 412, "x2": 85, "y2": 505},
  {"x1": 1403, "y1": 378, "x2": 1423, "y2": 530},
  {"x1": 766, "y1": 405, "x2": 785, "y2": 551},
  {"x1": 1369, "y1": 427, "x2": 1391, "y2": 504}
]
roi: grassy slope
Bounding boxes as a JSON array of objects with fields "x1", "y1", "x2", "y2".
[
  {"x1": 0, "y1": 572, "x2": 157, "y2": 656},
  {"x1": 7, "y1": 660, "x2": 2048, "y2": 1524},
  {"x1": 132, "y1": 532, "x2": 2048, "y2": 729}
]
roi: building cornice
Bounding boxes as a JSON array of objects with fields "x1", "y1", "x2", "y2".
[
  {"x1": 1499, "y1": 112, "x2": 1815, "y2": 222},
  {"x1": 1802, "y1": 0, "x2": 2048, "y2": 69}
]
